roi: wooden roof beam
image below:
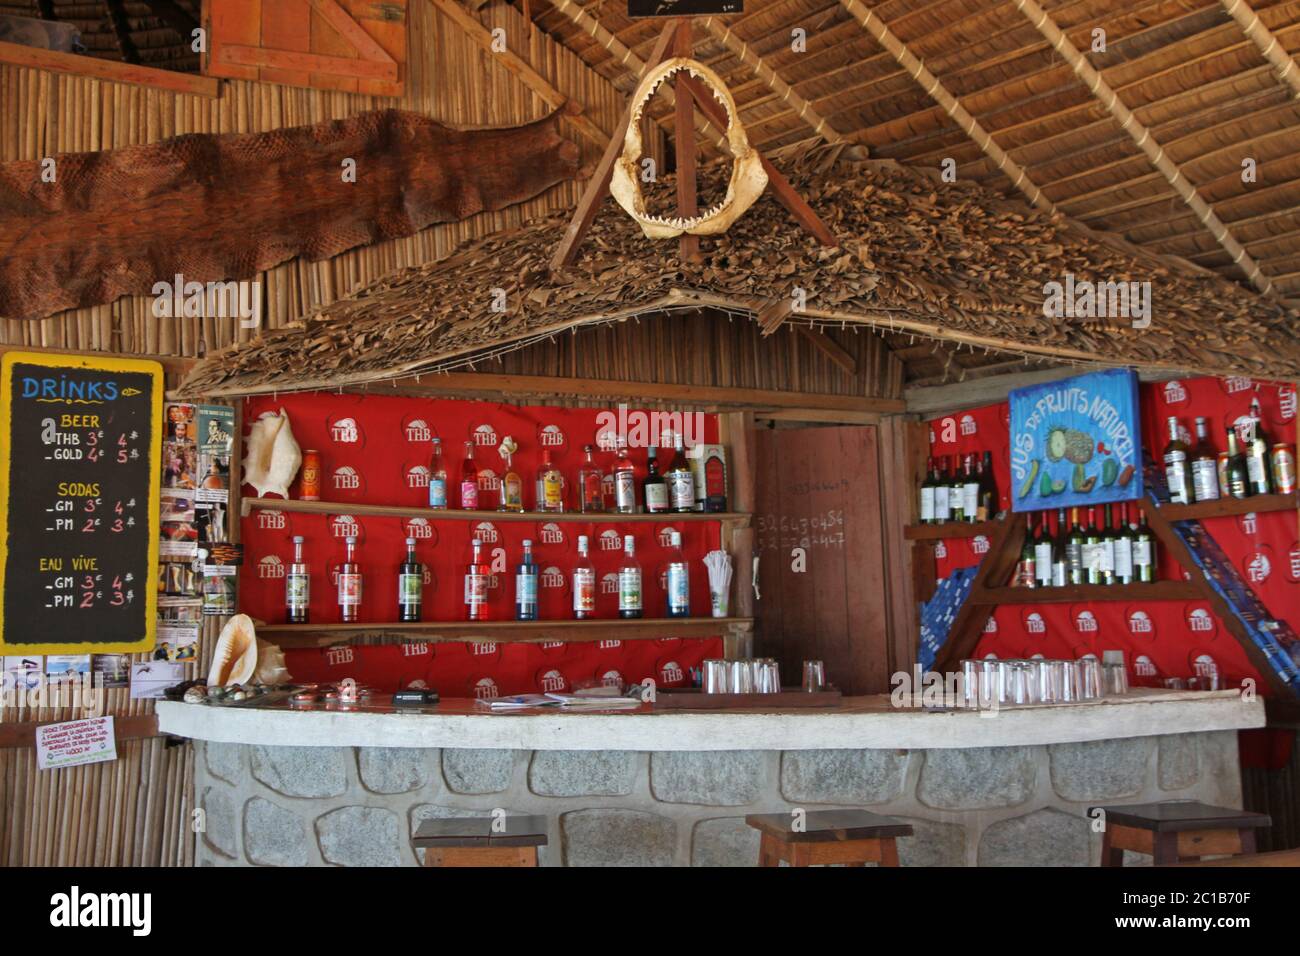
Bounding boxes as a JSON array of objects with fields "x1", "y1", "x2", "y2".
[
  {"x1": 544, "y1": 0, "x2": 729, "y2": 154},
  {"x1": 699, "y1": 15, "x2": 853, "y2": 148},
  {"x1": 1011, "y1": 0, "x2": 1277, "y2": 298},
  {"x1": 1221, "y1": 0, "x2": 1300, "y2": 99},
  {"x1": 835, "y1": 0, "x2": 1058, "y2": 217}
]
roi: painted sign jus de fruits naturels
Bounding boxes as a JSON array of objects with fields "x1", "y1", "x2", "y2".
[{"x1": 1009, "y1": 368, "x2": 1143, "y2": 513}]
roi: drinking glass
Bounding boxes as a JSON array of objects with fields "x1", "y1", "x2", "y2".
[
  {"x1": 801, "y1": 660, "x2": 825, "y2": 693},
  {"x1": 702, "y1": 659, "x2": 728, "y2": 694}
]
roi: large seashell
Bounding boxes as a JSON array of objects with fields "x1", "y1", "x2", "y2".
[
  {"x1": 243, "y1": 409, "x2": 301, "y2": 498},
  {"x1": 208, "y1": 614, "x2": 258, "y2": 687},
  {"x1": 252, "y1": 638, "x2": 291, "y2": 685}
]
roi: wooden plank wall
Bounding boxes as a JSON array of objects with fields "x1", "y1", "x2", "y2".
[
  {"x1": 753, "y1": 425, "x2": 892, "y2": 695},
  {"x1": 0, "y1": 0, "x2": 634, "y2": 867}
]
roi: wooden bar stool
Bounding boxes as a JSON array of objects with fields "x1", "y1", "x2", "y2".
[
  {"x1": 413, "y1": 814, "x2": 548, "y2": 867},
  {"x1": 1091, "y1": 801, "x2": 1271, "y2": 866},
  {"x1": 746, "y1": 809, "x2": 913, "y2": 867}
]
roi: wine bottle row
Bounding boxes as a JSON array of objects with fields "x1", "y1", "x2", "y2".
[
  {"x1": 1013, "y1": 503, "x2": 1157, "y2": 588},
  {"x1": 918, "y1": 451, "x2": 1000, "y2": 524},
  {"x1": 283, "y1": 531, "x2": 694, "y2": 625}
]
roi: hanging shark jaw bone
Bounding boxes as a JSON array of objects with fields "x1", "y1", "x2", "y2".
[{"x1": 609, "y1": 57, "x2": 768, "y2": 240}]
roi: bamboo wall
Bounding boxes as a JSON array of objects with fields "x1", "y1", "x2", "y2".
[{"x1": 0, "y1": 0, "x2": 633, "y2": 867}]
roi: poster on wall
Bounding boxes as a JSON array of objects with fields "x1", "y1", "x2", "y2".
[{"x1": 1009, "y1": 368, "x2": 1143, "y2": 513}]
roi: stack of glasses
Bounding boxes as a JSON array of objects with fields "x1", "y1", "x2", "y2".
[
  {"x1": 702, "y1": 658, "x2": 781, "y2": 694},
  {"x1": 958, "y1": 656, "x2": 1129, "y2": 708}
]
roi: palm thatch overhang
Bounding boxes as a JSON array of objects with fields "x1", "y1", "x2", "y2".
[{"x1": 179, "y1": 151, "x2": 1300, "y2": 399}]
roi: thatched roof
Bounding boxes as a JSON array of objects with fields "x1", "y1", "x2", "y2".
[
  {"x1": 180, "y1": 151, "x2": 1300, "y2": 397},
  {"x1": 5, "y1": 0, "x2": 200, "y2": 72}
]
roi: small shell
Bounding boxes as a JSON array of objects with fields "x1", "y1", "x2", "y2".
[{"x1": 183, "y1": 686, "x2": 208, "y2": 704}]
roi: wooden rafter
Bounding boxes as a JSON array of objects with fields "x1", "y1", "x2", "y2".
[
  {"x1": 1220, "y1": 0, "x2": 1300, "y2": 99},
  {"x1": 545, "y1": 0, "x2": 728, "y2": 154},
  {"x1": 104, "y1": 0, "x2": 140, "y2": 64},
  {"x1": 428, "y1": 0, "x2": 609, "y2": 148},
  {"x1": 835, "y1": 0, "x2": 1056, "y2": 216},
  {"x1": 700, "y1": 15, "x2": 850, "y2": 147},
  {"x1": 138, "y1": 0, "x2": 200, "y2": 40},
  {"x1": 1011, "y1": 0, "x2": 1277, "y2": 297}
]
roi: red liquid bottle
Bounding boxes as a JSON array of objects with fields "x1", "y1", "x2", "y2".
[
  {"x1": 337, "y1": 535, "x2": 362, "y2": 623},
  {"x1": 459, "y1": 440, "x2": 480, "y2": 510},
  {"x1": 464, "y1": 538, "x2": 489, "y2": 621}
]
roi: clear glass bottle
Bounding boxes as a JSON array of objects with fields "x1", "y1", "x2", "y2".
[
  {"x1": 1162, "y1": 417, "x2": 1194, "y2": 505},
  {"x1": 577, "y1": 444, "x2": 605, "y2": 513},
  {"x1": 665, "y1": 530, "x2": 690, "y2": 616},
  {"x1": 618, "y1": 534, "x2": 643, "y2": 619},
  {"x1": 515, "y1": 539, "x2": 538, "y2": 621},
  {"x1": 338, "y1": 535, "x2": 362, "y2": 623},
  {"x1": 538, "y1": 449, "x2": 565, "y2": 513},
  {"x1": 459, "y1": 440, "x2": 479, "y2": 510},
  {"x1": 428, "y1": 437, "x2": 448, "y2": 510},
  {"x1": 465, "y1": 537, "x2": 489, "y2": 621},
  {"x1": 286, "y1": 534, "x2": 310, "y2": 623},
  {"x1": 572, "y1": 534, "x2": 596, "y2": 619},
  {"x1": 1190, "y1": 417, "x2": 1220, "y2": 502},
  {"x1": 613, "y1": 439, "x2": 637, "y2": 514},
  {"x1": 397, "y1": 536, "x2": 423, "y2": 623}
]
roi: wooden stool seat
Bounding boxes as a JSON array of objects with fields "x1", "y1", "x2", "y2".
[
  {"x1": 413, "y1": 814, "x2": 548, "y2": 867},
  {"x1": 1091, "y1": 801, "x2": 1271, "y2": 866},
  {"x1": 746, "y1": 809, "x2": 913, "y2": 867}
]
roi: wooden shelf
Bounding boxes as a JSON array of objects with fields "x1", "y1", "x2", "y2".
[
  {"x1": 256, "y1": 616, "x2": 754, "y2": 648},
  {"x1": 1155, "y1": 493, "x2": 1298, "y2": 522},
  {"x1": 904, "y1": 519, "x2": 1004, "y2": 540},
  {"x1": 242, "y1": 497, "x2": 750, "y2": 525},
  {"x1": 975, "y1": 582, "x2": 1202, "y2": 605}
]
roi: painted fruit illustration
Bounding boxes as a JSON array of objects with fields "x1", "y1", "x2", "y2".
[
  {"x1": 1071, "y1": 462, "x2": 1098, "y2": 493},
  {"x1": 1047, "y1": 427, "x2": 1095, "y2": 465},
  {"x1": 1039, "y1": 470, "x2": 1055, "y2": 497},
  {"x1": 1102, "y1": 459, "x2": 1119, "y2": 487},
  {"x1": 1019, "y1": 459, "x2": 1040, "y2": 498}
]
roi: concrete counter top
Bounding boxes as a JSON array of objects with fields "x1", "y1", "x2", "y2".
[{"x1": 158, "y1": 687, "x2": 1262, "y2": 751}]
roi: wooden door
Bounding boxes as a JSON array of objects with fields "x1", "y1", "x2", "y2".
[{"x1": 753, "y1": 426, "x2": 890, "y2": 695}]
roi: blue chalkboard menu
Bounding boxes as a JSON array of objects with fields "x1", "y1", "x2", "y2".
[{"x1": 0, "y1": 352, "x2": 163, "y2": 653}]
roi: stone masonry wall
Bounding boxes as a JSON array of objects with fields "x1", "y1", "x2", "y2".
[{"x1": 194, "y1": 730, "x2": 1242, "y2": 866}]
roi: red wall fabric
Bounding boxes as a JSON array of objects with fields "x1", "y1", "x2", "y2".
[
  {"x1": 926, "y1": 375, "x2": 1298, "y2": 693},
  {"x1": 239, "y1": 392, "x2": 723, "y2": 696}
]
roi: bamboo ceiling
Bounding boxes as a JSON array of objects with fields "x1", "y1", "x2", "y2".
[
  {"x1": 529, "y1": 0, "x2": 1300, "y2": 302},
  {"x1": 180, "y1": 151, "x2": 1300, "y2": 397}
]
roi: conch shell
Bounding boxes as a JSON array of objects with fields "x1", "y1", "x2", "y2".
[
  {"x1": 243, "y1": 408, "x2": 301, "y2": 498},
  {"x1": 609, "y1": 57, "x2": 768, "y2": 239},
  {"x1": 208, "y1": 614, "x2": 258, "y2": 687},
  {"x1": 252, "y1": 638, "x2": 291, "y2": 685}
]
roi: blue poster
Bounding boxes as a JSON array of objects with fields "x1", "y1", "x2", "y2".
[{"x1": 1009, "y1": 368, "x2": 1143, "y2": 513}]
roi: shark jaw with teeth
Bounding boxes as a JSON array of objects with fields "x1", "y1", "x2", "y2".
[{"x1": 609, "y1": 57, "x2": 768, "y2": 239}]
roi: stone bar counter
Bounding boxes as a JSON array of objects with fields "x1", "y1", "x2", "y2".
[{"x1": 159, "y1": 688, "x2": 1263, "y2": 867}]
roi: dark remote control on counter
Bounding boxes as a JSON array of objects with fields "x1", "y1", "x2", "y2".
[{"x1": 392, "y1": 689, "x2": 440, "y2": 706}]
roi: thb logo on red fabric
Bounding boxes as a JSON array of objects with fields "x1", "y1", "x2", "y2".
[
  {"x1": 1127, "y1": 608, "x2": 1156, "y2": 637},
  {"x1": 328, "y1": 415, "x2": 364, "y2": 446},
  {"x1": 1020, "y1": 610, "x2": 1046, "y2": 635},
  {"x1": 256, "y1": 509, "x2": 288, "y2": 532},
  {"x1": 257, "y1": 554, "x2": 285, "y2": 579},
  {"x1": 402, "y1": 416, "x2": 435, "y2": 443},
  {"x1": 1184, "y1": 604, "x2": 1217, "y2": 638}
]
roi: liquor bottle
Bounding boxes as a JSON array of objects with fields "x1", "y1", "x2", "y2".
[
  {"x1": 499, "y1": 449, "x2": 524, "y2": 513},
  {"x1": 1224, "y1": 427, "x2": 1250, "y2": 499},
  {"x1": 538, "y1": 449, "x2": 565, "y2": 513},
  {"x1": 980, "y1": 450, "x2": 999, "y2": 520},
  {"x1": 667, "y1": 434, "x2": 695, "y2": 513},
  {"x1": 428, "y1": 438, "x2": 448, "y2": 510},
  {"x1": 643, "y1": 446, "x2": 669, "y2": 514},
  {"x1": 338, "y1": 535, "x2": 362, "y2": 623},
  {"x1": 459, "y1": 441, "x2": 480, "y2": 510},
  {"x1": 1052, "y1": 508, "x2": 1069, "y2": 587},
  {"x1": 1245, "y1": 399, "x2": 1272, "y2": 495},
  {"x1": 572, "y1": 534, "x2": 596, "y2": 619},
  {"x1": 1083, "y1": 507, "x2": 1102, "y2": 585},
  {"x1": 919, "y1": 456, "x2": 937, "y2": 524},
  {"x1": 286, "y1": 534, "x2": 310, "y2": 624},
  {"x1": 1190, "y1": 417, "x2": 1220, "y2": 502},
  {"x1": 1034, "y1": 510, "x2": 1054, "y2": 588},
  {"x1": 1112, "y1": 503, "x2": 1135, "y2": 586},
  {"x1": 1162, "y1": 417, "x2": 1194, "y2": 505},
  {"x1": 1066, "y1": 506, "x2": 1086, "y2": 585},
  {"x1": 618, "y1": 535, "x2": 643, "y2": 619},
  {"x1": 948, "y1": 456, "x2": 966, "y2": 523},
  {"x1": 933, "y1": 456, "x2": 951, "y2": 524},
  {"x1": 962, "y1": 454, "x2": 980, "y2": 524},
  {"x1": 1018, "y1": 512, "x2": 1037, "y2": 588},
  {"x1": 613, "y1": 440, "x2": 637, "y2": 514},
  {"x1": 1097, "y1": 504, "x2": 1116, "y2": 586},
  {"x1": 397, "y1": 537, "x2": 423, "y2": 623},
  {"x1": 464, "y1": 537, "x2": 489, "y2": 621},
  {"x1": 577, "y1": 444, "x2": 605, "y2": 513},
  {"x1": 515, "y1": 539, "x2": 538, "y2": 621},
  {"x1": 1132, "y1": 506, "x2": 1155, "y2": 583},
  {"x1": 665, "y1": 530, "x2": 691, "y2": 616}
]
